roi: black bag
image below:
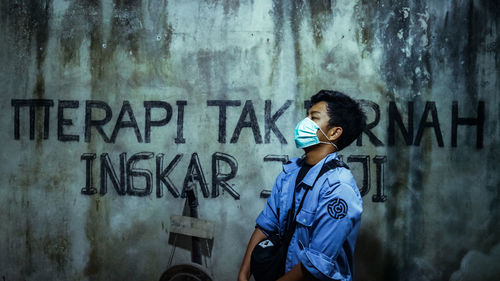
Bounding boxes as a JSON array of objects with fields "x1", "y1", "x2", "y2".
[
  {"x1": 250, "y1": 159, "x2": 349, "y2": 281},
  {"x1": 249, "y1": 233, "x2": 287, "y2": 281}
]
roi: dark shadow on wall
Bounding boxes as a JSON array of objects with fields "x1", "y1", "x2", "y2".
[{"x1": 355, "y1": 229, "x2": 397, "y2": 281}]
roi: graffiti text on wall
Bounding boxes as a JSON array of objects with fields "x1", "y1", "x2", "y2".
[
  {"x1": 11, "y1": 99, "x2": 485, "y2": 203},
  {"x1": 11, "y1": 99, "x2": 485, "y2": 147}
]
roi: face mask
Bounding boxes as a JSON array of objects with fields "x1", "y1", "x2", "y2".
[{"x1": 294, "y1": 117, "x2": 338, "y2": 150}]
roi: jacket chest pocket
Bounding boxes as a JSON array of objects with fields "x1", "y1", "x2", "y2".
[
  {"x1": 295, "y1": 209, "x2": 316, "y2": 247},
  {"x1": 296, "y1": 209, "x2": 316, "y2": 227}
]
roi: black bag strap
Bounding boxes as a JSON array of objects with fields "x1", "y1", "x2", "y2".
[{"x1": 282, "y1": 158, "x2": 350, "y2": 244}]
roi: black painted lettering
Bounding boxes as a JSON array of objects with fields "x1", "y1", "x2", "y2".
[
  {"x1": 11, "y1": 99, "x2": 23, "y2": 139},
  {"x1": 304, "y1": 100, "x2": 311, "y2": 112},
  {"x1": 85, "y1": 100, "x2": 112, "y2": 143},
  {"x1": 414, "y1": 101, "x2": 444, "y2": 146},
  {"x1": 127, "y1": 152, "x2": 154, "y2": 196},
  {"x1": 260, "y1": 154, "x2": 290, "y2": 198},
  {"x1": 11, "y1": 99, "x2": 54, "y2": 140},
  {"x1": 81, "y1": 153, "x2": 97, "y2": 195},
  {"x1": 175, "y1": 100, "x2": 187, "y2": 144},
  {"x1": 212, "y1": 152, "x2": 239, "y2": 199},
  {"x1": 156, "y1": 153, "x2": 183, "y2": 198},
  {"x1": 230, "y1": 100, "x2": 262, "y2": 144},
  {"x1": 265, "y1": 100, "x2": 292, "y2": 144},
  {"x1": 260, "y1": 190, "x2": 271, "y2": 199},
  {"x1": 451, "y1": 100, "x2": 484, "y2": 148},
  {"x1": 263, "y1": 154, "x2": 290, "y2": 163},
  {"x1": 372, "y1": 156, "x2": 387, "y2": 202},
  {"x1": 357, "y1": 100, "x2": 383, "y2": 146},
  {"x1": 182, "y1": 153, "x2": 209, "y2": 198},
  {"x1": 110, "y1": 101, "x2": 143, "y2": 143},
  {"x1": 144, "y1": 101, "x2": 172, "y2": 143},
  {"x1": 207, "y1": 100, "x2": 241, "y2": 143},
  {"x1": 388, "y1": 101, "x2": 414, "y2": 146},
  {"x1": 58, "y1": 100, "x2": 79, "y2": 142},
  {"x1": 100, "y1": 152, "x2": 127, "y2": 195},
  {"x1": 346, "y1": 155, "x2": 370, "y2": 197}
]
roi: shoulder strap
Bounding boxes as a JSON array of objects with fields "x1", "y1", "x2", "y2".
[{"x1": 321, "y1": 158, "x2": 350, "y2": 173}]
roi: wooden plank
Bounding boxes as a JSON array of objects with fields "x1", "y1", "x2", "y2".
[{"x1": 169, "y1": 215, "x2": 215, "y2": 240}]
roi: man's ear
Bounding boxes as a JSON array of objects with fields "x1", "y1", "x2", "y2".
[{"x1": 328, "y1": 126, "x2": 342, "y2": 141}]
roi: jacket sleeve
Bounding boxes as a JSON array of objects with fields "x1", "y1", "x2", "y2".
[
  {"x1": 255, "y1": 171, "x2": 285, "y2": 236},
  {"x1": 297, "y1": 178, "x2": 363, "y2": 280}
]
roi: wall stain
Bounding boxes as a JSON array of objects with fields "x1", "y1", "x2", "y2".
[
  {"x1": 60, "y1": 0, "x2": 174, "y2": 91},
  {"x1": 59, "y1": 1, "x2": 99, "y2": 66},
  {"x1": 1, "y1": 1, "x2": 51, "y2": 149},
  {"x1": 353, "y1": 0, "x2": 376, "y2": 56},
  {"x1": 201, "y1": 0, "x2": 241, "y2": 16},
  {"x1": 307, "y1": 0, "x2": 332, "y2": 46},
  {"x1": 0, "y1": 3, "x2": 55, "y2": 277},
  {"x1": 354, "y1": 0, "x2": 432, "y2": 99},
  {"x1": 109, "y1": 0, "x2": 144, "y2": 61},
  {"x1": 269, "y1": 0, "x2": 284, "y2": 85},
  {"x1": 23, "y1": 213, "x2": 34, "y2": 275},
  {"x1": 61, "y1": 1, "x2": 111, "y2": 277},
  {"x1": 290, "y1": 1, "x2": 303, "y2": 82},
  {"x1": 1, "y1": 0, "x2": 51, "y2": 66},
  {"x1": 223, "y1": 0, "x2": 240, "y2": 16},
  {"x1": 406, "y1": 121, "x2": 433, "y2": 281},
  {"x1": 149, "y1": 0, "x2": 174, "y2": 82},
  {"x1": 384, "y1": 144, "x2": 410, "y2": 280},
  {"x1": 355, "y1": 226, "x2": 397, "y2": 281},
  {"x1": 196, "y1": 50, "x2": 214, "y2": 95},
  {"x1": 194, "y1": 47, "x2": 257, "y2": 97},
  {"x1": 432, "y1": 1, "x2": 496, "y2": 279},
  {"x1": 433, "y1": 0, "x2": 498, "y2": 104},
  {"x1": 43, "y1": 236, "x2": 70, "y2": 272},
  {"x1": 351, "y1": 2, "x2": 452, "y2": 275}
]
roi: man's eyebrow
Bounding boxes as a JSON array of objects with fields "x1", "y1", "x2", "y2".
[{"x1": 310, "y1": 110, "x2": 321, "y2": 115}]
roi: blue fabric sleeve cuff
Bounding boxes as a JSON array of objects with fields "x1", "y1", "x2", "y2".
[
  {"x1": 255, "y1": 211, "x2": 278, "y2": 235},
  {"x1": 254, "y1": 224, "x2": 271, "y2": 237},
  {"x1": 298, "y1": 247, "x2": 349, "y2": 281}
]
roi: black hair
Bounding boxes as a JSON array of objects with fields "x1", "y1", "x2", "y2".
[{"x1": 310, "y1": 89, "x2": 367, "y2": 151}]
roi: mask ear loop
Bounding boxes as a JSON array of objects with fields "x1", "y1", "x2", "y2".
[{"x1": 317, "y1": 127, "x2": 339, "y2": 151}]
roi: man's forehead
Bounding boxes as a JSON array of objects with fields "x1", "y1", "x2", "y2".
[{"x1": 308, "y1": 101, "x2": 328, "y2": 113}]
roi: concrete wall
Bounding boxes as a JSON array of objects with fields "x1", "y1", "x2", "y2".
[{"x1": 1, "y1": 0, "x2": 499, "y2": 280}]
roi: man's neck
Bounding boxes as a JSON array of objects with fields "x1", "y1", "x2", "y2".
[{"x1": 303, "y1": 145, "x2": 335, "y2": 166}]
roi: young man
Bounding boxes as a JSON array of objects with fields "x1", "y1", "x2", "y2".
[{"x1": 238, "y1": 90, "x2": 367, "y2": 281}]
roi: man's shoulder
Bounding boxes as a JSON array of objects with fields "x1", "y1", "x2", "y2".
[
  {"x1": 320, "y1": 166, "x2": 361, "y2": 200},
  {"x1": 316, "y1": 168, "x2": 363, "y2": 218}
]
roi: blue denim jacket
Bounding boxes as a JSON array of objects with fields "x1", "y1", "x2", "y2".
[{"x1": 256, "y1": 152, "x2": 363, "y2": 281}]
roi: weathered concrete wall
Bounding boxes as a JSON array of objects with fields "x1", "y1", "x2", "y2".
[{"x1": 0, "y1": 0, "x2": 498, "y2": 280}]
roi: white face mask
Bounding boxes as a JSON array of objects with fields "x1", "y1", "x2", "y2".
[{"x1": 294, "y1": 117, "x2": 338, "y2": 150}]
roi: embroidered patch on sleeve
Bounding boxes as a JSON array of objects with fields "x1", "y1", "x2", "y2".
[{"x1": 328, "y1": 198, "x2": 348, "y2": 219}]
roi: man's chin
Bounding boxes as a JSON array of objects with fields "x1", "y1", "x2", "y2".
[{"x1": 303, "y1": 146, "x2": 314, "y2": 153}]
